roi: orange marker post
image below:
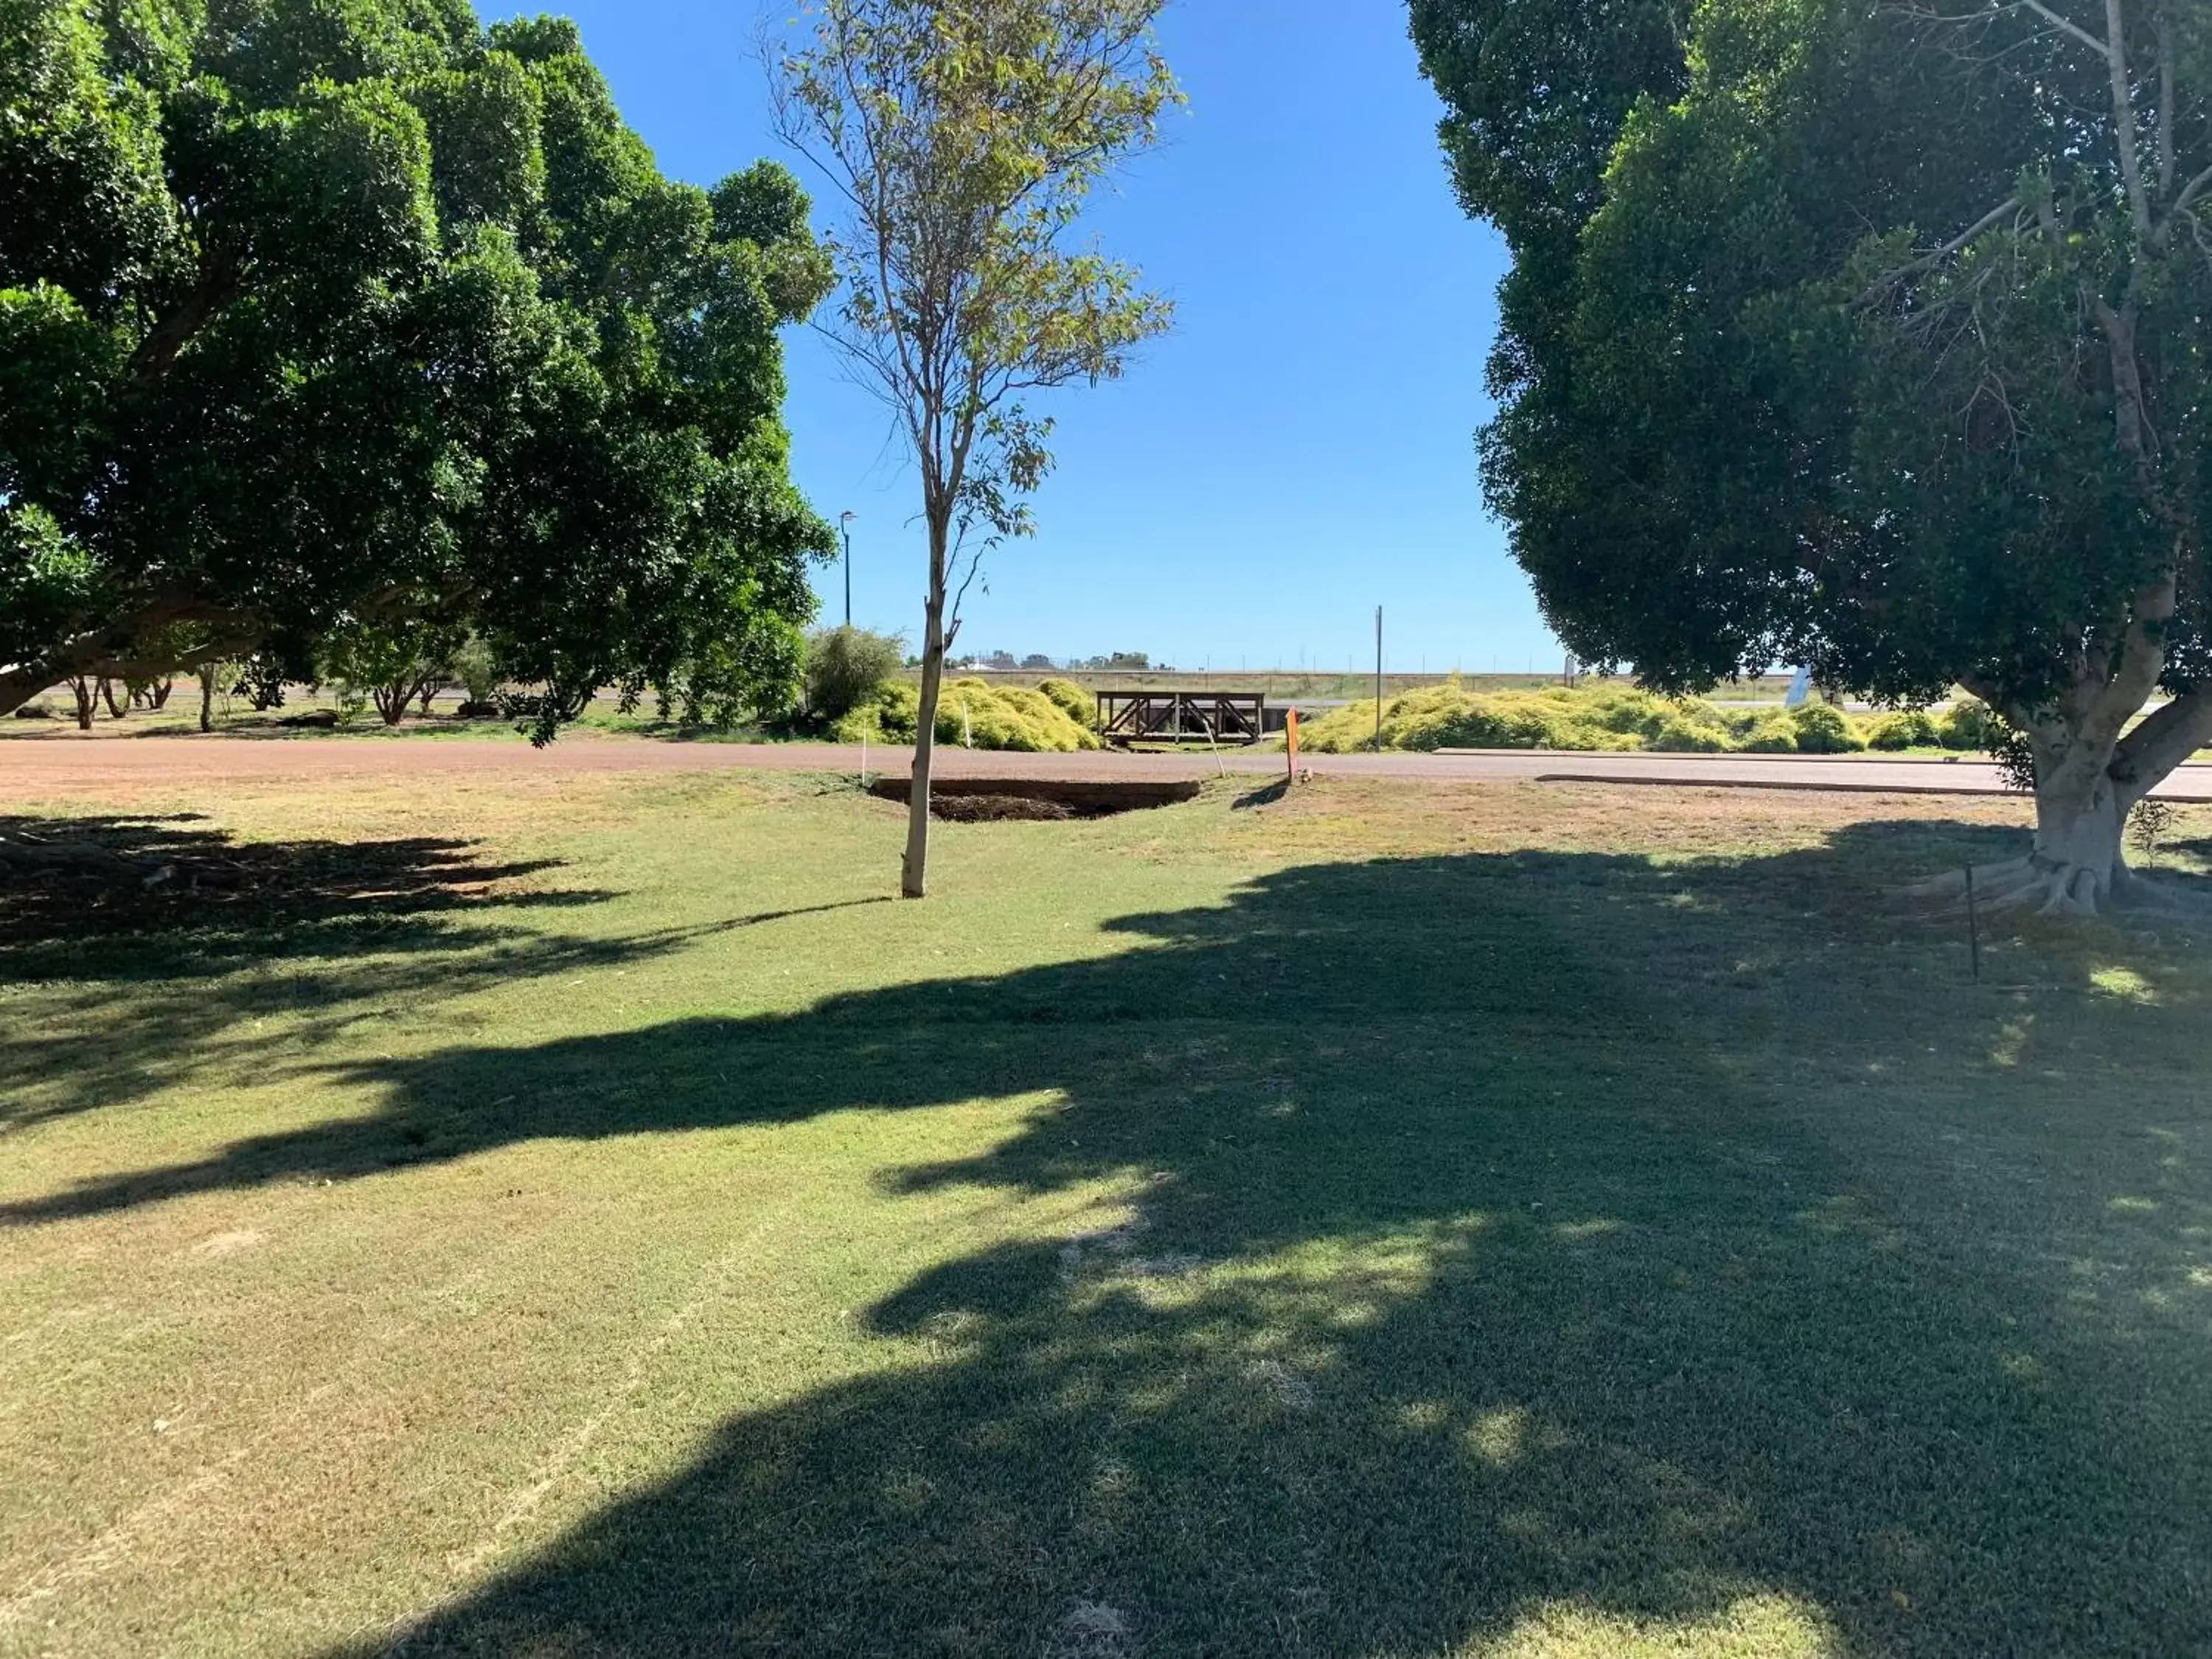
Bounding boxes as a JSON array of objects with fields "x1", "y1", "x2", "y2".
[{"x1": 1286, "y1": 708, "x2": 1299, "y2": 784}]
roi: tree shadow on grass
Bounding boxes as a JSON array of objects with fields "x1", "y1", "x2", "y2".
[
  {"x1": 0, "y1": 813, "x2": 599, "y2": 962},
  {"x1": 22, "y1": 816, "x2": 2212, "y2": 1654},
  {"x1": 0, "y1": 813, "x2": 714, "y2": 1132}
]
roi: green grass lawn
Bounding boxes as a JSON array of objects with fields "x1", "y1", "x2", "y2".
[{"x1": 4, "y1": 773, "x2": 2211, "y2": 1657}]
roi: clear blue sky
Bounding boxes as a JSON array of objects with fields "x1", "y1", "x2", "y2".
[{"x1": 485, "y1": 0, "x2": 1562, "y2": 673}]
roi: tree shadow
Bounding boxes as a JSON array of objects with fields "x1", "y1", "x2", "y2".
[
  {"x1": 0, "y1": 814, "x2": 593, "y2": 959},
  {"x1": 21, "y1": 815, "x2": 2212, "y2": 1652},
  {"x1": 0, "y1": 813, "x2": 706, "y2": 1132}
]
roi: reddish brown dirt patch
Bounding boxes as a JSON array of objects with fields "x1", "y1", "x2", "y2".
[{"x1": 866, "y1": 776, "x2": 1203, "y2": 820}]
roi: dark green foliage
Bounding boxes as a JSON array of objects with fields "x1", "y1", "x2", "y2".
[
  {"x1": 0, "y1": 0, "x2": 835, "y2": 737},
  {"x1": 2127, "y1": 796, "x2": 2180, "y2": 866},
  {"x1": 803, "y1": 626, "x2": 906, "y2": 725},
  {"x1": 319, "y1": 616, "x2": 463, "y2": 726},
  {"x1": 450, "y1": 633, "x2": 504, "y2": 705},
  {"x1": 1416, "y1": 0, "x2": 2212, "y2": 841}
]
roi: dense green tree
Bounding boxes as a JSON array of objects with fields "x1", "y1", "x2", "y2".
[
  {"x1": 0, "y1": 0, "x2": 835, "y2": 740},
  {"x1": 772, "y1": 0, "x2": 1178, "y2": 898},
  {"x1": 318, "y1": 615, "x2": 463, "y2": 725},
  {"x1": 802, "y1": 624, "x2": 905, "y2": 727},
  {"x1": 1416, "y1": 0, "x2": 2212, "y2": 913}
]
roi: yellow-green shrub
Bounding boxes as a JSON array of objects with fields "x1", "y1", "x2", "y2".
[
  {"x1": 933, "y1": 678, "x2": 1100, "y2": 751},
  {"x1": 1301, "y1": 683, "x2": 1739, "y2": 754},
  {"x1": 1736, "y1": 709, "x2": 1800, "y2": 752},
  {"x1": 1866, "y1": 709, "x2": 1940, "y2": 750},
  {"x1": 1036, "y1": 678, "x2": 1095, "y2": 727},
  {"x1": 1938, "y1": 699, "x2": 1994, "y2": 750},
  {"x1": 1786, "y1": 702, "x2": 1865, "y2": 753},
  {"x1": 830, "y1": 679, "x2": 919, "y2": 742}
]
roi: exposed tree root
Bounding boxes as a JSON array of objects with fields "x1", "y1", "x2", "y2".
[
  {"x1": 2108, "y1": 866, "x2": 2212, "y2": 919},
  {"x1": 1902, "y1": 858, "x2": 2034, "y2": 902},
  {"x1": 1906, "y1": 854, "x2": 2212, "y2": 922},
  {"x1": 1903, "y1": 855, "x2": 2104, "y2": 917},
  {"x1": 0, "y1": 832, "x2": 140, "y2": 875}
]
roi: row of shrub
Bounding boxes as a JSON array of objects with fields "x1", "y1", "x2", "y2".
[
  {"x1": 1298, "y1": 683, "x2": 1997, "y2": 755},
  {"x1": 801, "y1": 627, "x2": 1103, "y2": 752},
  {"x1": 827, "y1": 675, "x2": 1101, "y2": 751}
]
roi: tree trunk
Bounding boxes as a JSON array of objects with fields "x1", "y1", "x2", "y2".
[
  {"x1": 2026, "y1": 771, "x2": 2128, "y2": 914},
  {"x1": 69, "y1": 677, "x2": 95, "y2": 730},
  {"x1": 375, "y1": 684, "x2": 407, "y2": 726},
  {"x1": 99, "y1": 678, "x2": 125, "y2": 719},
  {"x1": 150, "y1": 677, "x2": 173, "y2": 710},
  {"x1": 198, "y1": 664, "x2": 216, "y2": 733},
  {"x1": 902, "y1": 512, "x2": 952, "y2": 900},
  {"x1": 1941, "y1": 689, "x2": 2212, "y2": 916}
]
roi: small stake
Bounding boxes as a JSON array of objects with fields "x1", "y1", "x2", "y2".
[
  {"x1": 1965, "y1": 862, "x2": 1981, "y2": 983},
  {"x1": 1374, "y1": 605, "x2": 1384, "y2": 752}
]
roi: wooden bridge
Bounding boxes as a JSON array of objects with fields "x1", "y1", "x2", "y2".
[{"x1": 1097, "y1": 690, "x2": 1267, "y2": 747}]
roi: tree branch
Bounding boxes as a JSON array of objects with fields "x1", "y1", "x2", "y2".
[
  {"x1": 1854, "y1": 197, "x2": 2023, "y2": 307},
  {"x1": 2011, "y1": 0, "x2": 2110, "y2": 56},
  {"x1": 2113, "y1": 686, "x2": 2212, "y2": 801},
  {"x1": 125, "y1": 244, "x2": 243, "y2": 392},
  {"x1": 2155, "y1": 5, "x2": 2176, "y2": 198},
  {"x1": 0, "y1": 599, "x2": 263, "y2": 717},
  {"x1": 2101, "y1": 0, "x2": 2153, "y2": 241},
  {"x1": 2176, "y1": 164, "x2": 2212, "y2": 219}
]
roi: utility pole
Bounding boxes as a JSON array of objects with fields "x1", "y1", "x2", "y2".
[
  {"x1": 839, "y1": 511, "x2": 856, "y2": 627},
  {"x1": 1374, "y1": 606, "x2": 1384, "y2": 751}
]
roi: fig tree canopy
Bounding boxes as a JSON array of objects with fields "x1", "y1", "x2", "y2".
[
  {"x1": 0, "y1": 0, "x2": 836, "y2": 737},
  {"x1": 1414, "y1": 0, "x2": 2212, "y2": 913}
]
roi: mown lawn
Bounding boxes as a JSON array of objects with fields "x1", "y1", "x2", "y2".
[{"x1": 3, "y1": 771, "x2": 2210, "y2": 1658}]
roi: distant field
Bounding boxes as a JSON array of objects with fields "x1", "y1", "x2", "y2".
[{"x1": 6, "y1": 769, "x2": 2212, "y2": 1655}]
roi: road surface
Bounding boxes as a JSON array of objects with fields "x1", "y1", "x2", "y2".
[{"x1": 10, "y1": 730, "x2": 2212, "y2": 799}]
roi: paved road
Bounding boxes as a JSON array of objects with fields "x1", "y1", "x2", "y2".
[{"x1": 11, "y1": 730, "x2": 2212, "y2": 799}]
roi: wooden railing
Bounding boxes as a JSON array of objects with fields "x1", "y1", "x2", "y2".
[{"x1": 1097, "y1": 692, "x2": 1267, "y2": 747}]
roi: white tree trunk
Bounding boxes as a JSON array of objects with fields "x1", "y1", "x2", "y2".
[{"x1": 2027, "y1": 771, "x2": 2127, "y2": 914}]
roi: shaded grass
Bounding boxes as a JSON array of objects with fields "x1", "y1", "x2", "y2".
[{"x1": 3, "y1": 776, "x2": 2211, "y2": 1656}]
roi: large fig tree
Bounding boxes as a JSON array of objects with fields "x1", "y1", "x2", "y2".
[
  {"x1": 1415, "y1": 0, "x2": 2212, "y2": 914},
  {"x1": 0, "y1": 0, "x2": 835, "y2": 738}
]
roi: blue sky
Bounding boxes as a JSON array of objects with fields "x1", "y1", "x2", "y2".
[{"x1": 486, "y1": 0, "x2": 1562, "y2": 672}]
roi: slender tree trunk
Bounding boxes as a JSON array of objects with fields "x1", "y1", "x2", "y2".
[
  {"x1": 99, "y1": 678, "x2": 125, "y2": 719},
  {"x1": 198, "y1": 664, "x2": 216, "y2": 733},
  {"x1": 150, "y1": 677, "x2": 173, "y2": 710},
  {"x1": 902, "y1": 512, "x2": 952, "y2": 900},
  {"x1": 69, "y1": 677, "x2": 95, "y2": 730}
]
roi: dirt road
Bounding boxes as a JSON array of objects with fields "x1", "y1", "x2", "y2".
[{"x1": 10, "y1": 728, "x2": 2212, "y2": 799}]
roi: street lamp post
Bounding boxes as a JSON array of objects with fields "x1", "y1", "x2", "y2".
[{"x1": 838, "y1": 512, "x2": 856, "y2": 627}]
